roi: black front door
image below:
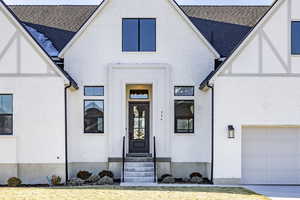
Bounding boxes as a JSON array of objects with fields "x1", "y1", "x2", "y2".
[{"x1": 128, "y1": 102, "x2": 150, "y2": 153}]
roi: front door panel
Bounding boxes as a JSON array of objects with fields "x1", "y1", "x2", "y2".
[{"x1": 128, "y1": 102, "x2": 150, "y2": 153}]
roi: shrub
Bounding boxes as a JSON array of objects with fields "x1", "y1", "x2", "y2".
[
  {"x1": 99, "y1": 170, "x2": 114, "y2": 179},
  {"x1": 51, "y1": 175, "x2": 62, "y2": 185},
  {"x1": 7, "y1": 177, "x2": 22, "y2": 187},
  {"x1": 189, "y1": 172, "x2": 202, "y2": 179},
  {"x1": 160, "y1": 174, "x2": 172, "y2": 180},
  {"x1": 77, "y1": 171, "x2": 92, "y2": 180}
]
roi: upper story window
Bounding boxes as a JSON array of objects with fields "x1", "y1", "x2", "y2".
[
  {"x1": 0, "y1": 94, "x2": 13, "y2": 135},
  {"x1": 84, "y1": 86, "x2": 104, "y2": 96},
  {"x1": 292, "y1": 21, "x2": 300, "y2": 55},
  {"x1": 122, "y1": 18, "x2": 156, "y2": 52}
]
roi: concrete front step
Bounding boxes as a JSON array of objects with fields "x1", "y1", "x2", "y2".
[
  {"x1": 125, "y1": 166, "x2": 154, "y2": 172},
  {"x1": 124, "y1": 177, "x2": 155, "y2": 183},
  {"x1": 125, "y1": 157, "x2": 153, "y2": 162},
  {"x1": 124, "y1": 171, "x2": 154, "y2": 177},
  {"x1": 125, "y1": 162, "x2": 154, "y2": 167}
]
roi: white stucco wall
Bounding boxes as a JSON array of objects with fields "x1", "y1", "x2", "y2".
[
  {"x1": 0, "y1": 6, "x2": 66, "y2": 184},
  {"x1": 214, "y1": 77, "x2": 300, "y2": 180},
  {"x1": 213, "y1": 0, "x2": 300, "y2": 181},
  {"x1": 64, "y1": 0, "x2": 215, "y2": 164}
]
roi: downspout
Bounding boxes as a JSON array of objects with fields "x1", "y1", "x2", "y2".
[
  {"x1": 208, "y1": 84, "x2": 214, "y2": 184},
  {"x1": 64, "y1": 84, "x2": 71, "y2": 184}
]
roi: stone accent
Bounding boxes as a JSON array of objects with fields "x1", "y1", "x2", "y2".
[
  {"x1": 0, "y1": 164, "x2": 18, "y2": 185},
  {"x1": 171, "y1": 162, "x2": 209, "y2": 179},
  {"x1": 68, "y1": 162, "x2": 107, "y2": 179},
  {"x1": 0, "y1": 163, "x2": 65, "y2": 185},
  {"x1": 213, "y1": 178, "x2": 241, "y2": 185}
]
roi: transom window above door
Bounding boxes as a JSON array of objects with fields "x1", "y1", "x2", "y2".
[{"x1": 122, "y1": 18, "x2": 156, "y2": 52}]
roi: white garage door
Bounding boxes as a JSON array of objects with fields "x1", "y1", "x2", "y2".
[{"x1": 242, "y1": 127, "x2": 300, "y2": 184}]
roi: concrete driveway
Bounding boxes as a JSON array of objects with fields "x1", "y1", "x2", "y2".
[{"x1": 245, "y1": 186, "x2": 300, "y2": 200}]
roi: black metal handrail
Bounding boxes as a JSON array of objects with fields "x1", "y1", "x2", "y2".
[
  {"x1": 153, "y1": 136, "x2": 157, "y2": 183},
  {"x1": 122, "y1": 136, "x2": 125, "y2": 182}
]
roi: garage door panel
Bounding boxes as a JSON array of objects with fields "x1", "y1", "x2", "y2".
[{"x1": 242, "y1": 127, "x2": 300, "y2": 184}]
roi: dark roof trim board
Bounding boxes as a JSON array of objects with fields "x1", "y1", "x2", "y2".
[
  {"x1": 58, "y1": 0, "x2": 220, "y2": 58},
  {"x1": 0, "y1": 0, "x2": 78, "y2": 89},
  {"x1": 199, "y1": 0, "x2": 280, "y2": 91}
]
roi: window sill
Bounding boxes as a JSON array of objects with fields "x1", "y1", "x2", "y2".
[
  {"x1": 174, "y1": 133, "x2": 195, "y2": 136},
  {"x1": 82, "y1": 133, "x2": 105, "y2": 136},
  {"x1": 0, "y1": 135, "x2": 16, "y2": 139}
]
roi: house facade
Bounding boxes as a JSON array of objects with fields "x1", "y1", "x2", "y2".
[{"x1": 0, "y1": 0, "x2": 299, "y2": 185}]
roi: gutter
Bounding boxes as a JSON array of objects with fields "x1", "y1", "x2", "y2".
[
  {"x1": 208, "y1": 85, "x2": 214, "y2": 184},
  {"x1": 64, "y1": 84, "x2": 71, "y2": 183}
]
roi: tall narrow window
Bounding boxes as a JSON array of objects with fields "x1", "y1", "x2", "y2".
[
  {"x1": 174, "y1": 100, "x2": 194, "y2": 133},
  {"x1": 0, "y1": 94, "x2": 13, "y2": 135},
  {"x1": 84, "y1": 100, "x2": 104, "y2": 133},
  {"x1": 122, "y1": 18, "x2": 156, "y2": 52},
  {"x1": 292, "y1": 21, "x2": 300, "y2": 54}
]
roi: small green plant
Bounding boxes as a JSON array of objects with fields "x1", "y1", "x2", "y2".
[
  {"x1": 51, "y1": 175, "x2": 62, "y2": 185},
  {"x1": 189, "y1": 172, "x2": 202, "y2": 179},
  {"x1": 7, "y1": 177, "x2": 22, "y2": 187},
  {"x1": 99, "y1": 170, "x2": 114, "y2": 179},
  {"x1": 77, "y1": 171, "x2": 92, "y2": 180}
]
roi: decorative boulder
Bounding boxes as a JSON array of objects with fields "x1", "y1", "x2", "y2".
[
  {"x1": 182, "y1": 177, "x2": 190, "y2": 183},
  {"x1": 86, "y1": 175, "x2": 101, "y2": 184},
  {"x1": 190, "y1": 176, "x2": 203, "y2": 184},
  {"x1": 161, "y1": 176, "x2": 175, "y2": 184},
  {"x1": 160, "y1": 174, "x2": 172, "y2": 180},
  {"x1": 97, "y1": 176, "x2": 114, "y2": 185},
  {"x1": 68, "y1": 178, "x2": 85, "y2": 186}
]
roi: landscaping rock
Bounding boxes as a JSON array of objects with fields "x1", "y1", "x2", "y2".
[
  {"x1": 190, "y1": 176, "x2": 203, "y2": 184},
  {"x1": 68, "y1": 178, "x2": 85, "y2": 186},
  {"x1": 97, "y1": 176, "x2": 114, "y2": 185},
  {"x1": 182, "y1": 177, "x2": 190, "y2": 183},
  {"x1": 86, "y1": 175, "x2": 101, "y2": 184},
  {"x1": 161, "y1": 176, "x2": 175, "y2": 184}
]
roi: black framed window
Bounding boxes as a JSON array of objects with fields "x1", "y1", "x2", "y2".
[
  {"x1": 84, "y1": 86, "x2": 104, "y2": 96},
  {"x1": 292, "y1": 21, "x2": 300, "y2": 54},
  {"x1": 84, "y1": 100, "x2": 104, "y2": 133},
  {"x1": 0, "y1": 94, "x2": 13, "y2": 135},
  {"x1": 174, "y1": 100, "x2": 194, "y2": 133},
  {"x1": 174, "y1": 86, "x2": 194, "y2": 96},
  {"x1": 122, "y1": 18, "x2": 156, "y2": 52}
]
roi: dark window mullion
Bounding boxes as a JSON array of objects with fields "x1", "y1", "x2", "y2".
[{"x1": 138, "y1": 19, "x2": 141, "y2": 51}]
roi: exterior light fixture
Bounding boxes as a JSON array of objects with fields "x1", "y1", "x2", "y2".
[{"x1": 228, "y1": 125, "x2": 235, "y2": 139}]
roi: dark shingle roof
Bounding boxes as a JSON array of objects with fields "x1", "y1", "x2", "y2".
[
  {"x1": 181, "y1": 6, "x2": 270, "y2": 26},
  {"x1": 8, "y1": 5, "x2": 270, "y2": 56}
]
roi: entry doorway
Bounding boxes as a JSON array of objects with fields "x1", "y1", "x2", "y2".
[{"x1": 126, "y1": 84, "x2": 152, "y2": 154}]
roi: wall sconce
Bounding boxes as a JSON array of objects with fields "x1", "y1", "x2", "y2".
[{"x1": 228, "y1": 125, "x2": 235, "y2": 139}]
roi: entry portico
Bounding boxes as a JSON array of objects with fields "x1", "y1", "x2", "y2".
[{"x1": 107, "y1": 64, "x2": 171, "y2": 158}]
